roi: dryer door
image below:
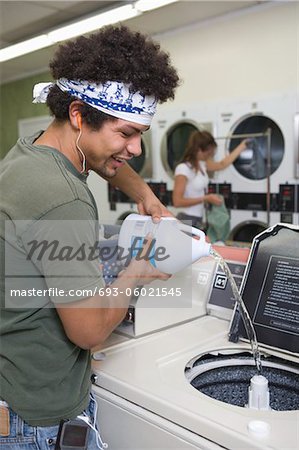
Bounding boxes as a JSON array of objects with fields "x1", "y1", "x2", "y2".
[
  {"x1": 161, "y1": 120, "x2": 213, "y2": 179},
  {"x1": 229, "y1": 220, "x2": 268, "y2": 243},
  {"x1": 227, "y1": 114, "x2": 284, "y2": 180},
  {"x1": 128, "y1": 132, "x2": 152, "y2": 179}
]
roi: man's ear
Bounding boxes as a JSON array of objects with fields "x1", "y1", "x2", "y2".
[{"x1": 69, "y1": 101, "x2": 83, "y2": 130}]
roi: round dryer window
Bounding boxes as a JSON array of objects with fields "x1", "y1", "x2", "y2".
[
  {"x1": 128, "y1": 135, "x2": 152, "y2": 178},
  {"x1": 229, "y1": 220, "x2": 268, "y2": 243},
  {"x1": 161, "y1": 121, "x2": 198, "y2": 178},
  {"x1": 227, "y1": 115, "x2": 284, "y2": 180}
]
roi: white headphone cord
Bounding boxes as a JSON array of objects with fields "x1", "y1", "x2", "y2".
[
  {"x1": 77, "y1": 396, "x2": 108, "y2": 449},
  {"x1": 75, "y1": 129, "x2": 87, "y2": 174}
]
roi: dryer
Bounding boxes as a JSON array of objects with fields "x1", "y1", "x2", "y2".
[
  {"x1": 151, "y1": 104, "x2": 216, "y2": 189},
  {"x1": 92, "y1": 224, "x2": 299, "y2": 450},
  {"x1": 126, "y1": 130, "x2": 153, "y2": 180},
  {"x1": 212, "y1": 93, "x2": 298, "y2": 242}
]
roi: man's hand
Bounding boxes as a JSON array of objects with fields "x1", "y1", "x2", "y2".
[
  {"x1": 137, "y1": 197, "x2": 173, "y2": 223},
  {"x1": 120, "y1": 233, "x2": 171, "y2": 283}
]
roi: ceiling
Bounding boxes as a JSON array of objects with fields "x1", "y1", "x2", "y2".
[{"x1": 0, "y1": 1, "x2": 266, "y2": 84}]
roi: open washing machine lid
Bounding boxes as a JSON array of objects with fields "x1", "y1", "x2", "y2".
[{"x1": 229, "y1": 223, "x2": 299, "y2": 356}]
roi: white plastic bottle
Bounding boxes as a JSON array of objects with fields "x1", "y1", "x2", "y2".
[{"x1": 118, "y1": 214, "x2": 211, "y2": 274}]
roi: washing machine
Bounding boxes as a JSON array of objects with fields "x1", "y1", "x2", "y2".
[
  {"x1": 92, "y1": 223, "x2": 298, "y2": 450},
  {"x1": 151, "y1": 104, "x2": 216, "y2": 188},
  {"x1": 88, "y1": 131, "x2": 153, "y2": 224},
  {"x1": 212, "y1": 93, "x2": 299, "y2": 242}
]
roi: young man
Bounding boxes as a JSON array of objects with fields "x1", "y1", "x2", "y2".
[{"x1": 0, "y1": 25, "x2": 179, "y2": 448}]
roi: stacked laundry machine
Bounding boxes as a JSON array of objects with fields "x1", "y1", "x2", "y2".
[
  {"x1": 210, "y1": 93, "x2": 299, "y2": 242},
  {"x1": 121, "y1": 92, "x2": 298, "y2": 243},
  {"x1": 92, "y1": 223, "x2": 298, "y2": 450},
  {"x1": 150, "y1": 104, "x2": 216, "y2": 188}
]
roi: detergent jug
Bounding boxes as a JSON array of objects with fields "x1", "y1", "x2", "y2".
[{"x1": 118, "y1": 214, "x2": 211, "y2": 274}]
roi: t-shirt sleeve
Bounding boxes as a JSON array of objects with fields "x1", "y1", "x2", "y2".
[
  {"x1": 174, "y1": 163, "x2": 190, "y2": 178},
  {"x1": 20, "y1": 200, "x2": 105, "y2": 304}
]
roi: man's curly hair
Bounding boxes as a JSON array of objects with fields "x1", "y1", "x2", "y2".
[{"x1": 47, "y1": 25, "x2": 180, "y2": 128}]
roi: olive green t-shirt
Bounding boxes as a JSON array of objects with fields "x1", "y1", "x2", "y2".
[{"x1": 0, "y1": 132, "x2": 105, "y2": 426}]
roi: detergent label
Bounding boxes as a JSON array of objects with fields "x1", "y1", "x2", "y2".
[{"x1": 130, "y1": 236, "x2": 157, "y2": 267}]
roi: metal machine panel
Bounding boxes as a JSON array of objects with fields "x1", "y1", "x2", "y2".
[
  {"x1": 117, "y1": 257, "x2": 216, "y2": 337},
  {"x1": 229, "y1": 223, "x2": 299, "y2": 355},
  {"x1": 94, "y1": 387, "x2": 222, "y2": 450}
]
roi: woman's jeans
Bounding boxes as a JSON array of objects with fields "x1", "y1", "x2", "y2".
[{"x1": 0, "y1": 395, "x2": 103, "y2": 450}]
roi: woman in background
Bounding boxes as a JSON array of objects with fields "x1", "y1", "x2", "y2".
[{"x1": 172, "y1": 130, "x2": 247, "y2": 229}]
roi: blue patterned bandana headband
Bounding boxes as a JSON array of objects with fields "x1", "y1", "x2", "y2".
[{"x1": 33, "y1": 78, "x2": 157, "y2": 125}]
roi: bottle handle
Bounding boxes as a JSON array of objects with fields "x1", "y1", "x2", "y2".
[{"x1": 178, "y1": 222, "x2": 206, "y2": 241}]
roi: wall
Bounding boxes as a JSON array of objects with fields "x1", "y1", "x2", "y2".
[
  {"x1": 156, "y1": 1, "x2": 298, "y2": 111},
  {"x1": 0, "y1": 72, "x2": 50, "y2": 159}
]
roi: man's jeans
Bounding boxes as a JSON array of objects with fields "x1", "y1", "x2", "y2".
[{"x1": 0, "y1": 395, "x2": 104, "y2": 449}]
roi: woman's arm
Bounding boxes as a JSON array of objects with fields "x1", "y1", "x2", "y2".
[{"x1": 206, "y1": 139, "x2": 247, "y2": 172}]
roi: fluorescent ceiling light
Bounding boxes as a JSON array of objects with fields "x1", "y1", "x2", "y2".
[
  {"x1": 49, "y1": 4, "x2": 139, "y2": 43},
  {"x1": 135, "y1": 0, "x2": 179, "y2": 13},
  {"x1": 0, "y1": 35, "x2": 54, "y2": 63},
  {"x1": 0, "y1": 0, "x2": 179, "y2": 63},
  {"x1": 0, "y1": 3, "x2": 140, "y2": 63}
]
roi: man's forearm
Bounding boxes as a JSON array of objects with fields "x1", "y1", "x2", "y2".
[{"x1": 108, "y1": 163, "x2": 153, "y2": 203}]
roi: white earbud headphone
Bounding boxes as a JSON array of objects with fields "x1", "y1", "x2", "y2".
[{"x1": 75, "y1": 114, "x2": 87, "y2": 173}]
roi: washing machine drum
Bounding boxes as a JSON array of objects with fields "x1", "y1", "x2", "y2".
[
  {"x1": 228, "y1": 115, "x2": 284, "y2": 180},
  {"x1": 229, "y1": 220, "x2": 268, "y2": 243},
  {"x1": 128, "y1": 139, "x2": 146, "y2": 173},
  {"x1": 163, "y1": 122, "x2": 199, "y2": 177},
  {"x1": 127, "y1": 137, "x2": 152, "y2": 178}
]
